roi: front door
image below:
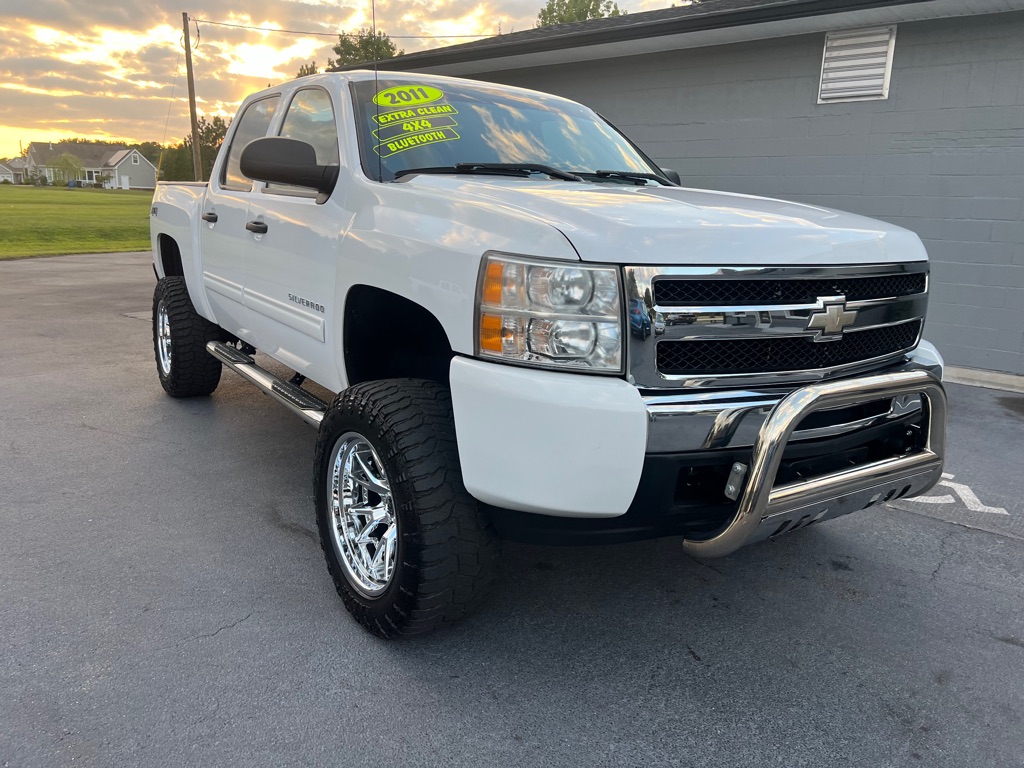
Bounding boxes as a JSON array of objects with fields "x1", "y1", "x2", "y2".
[
  {"x1": 199, "y1": 94, "x2": 281, "y2": 342},
  {"x1": 243, "y1": 87, "x2": 345, "y2": 389}
]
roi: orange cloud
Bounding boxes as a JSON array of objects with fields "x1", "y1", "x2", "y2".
[{"x1": 0, "y1": 0, "x2": 554, "y2": 158}]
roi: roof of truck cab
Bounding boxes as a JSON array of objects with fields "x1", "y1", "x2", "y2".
[{"x1": 252, "y1": 70, "x2": 584, "y2": 107}]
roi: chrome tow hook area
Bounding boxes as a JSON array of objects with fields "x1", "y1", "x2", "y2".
[{"x1": 683, "y1": 370, "x2": 947, "y2": 559}]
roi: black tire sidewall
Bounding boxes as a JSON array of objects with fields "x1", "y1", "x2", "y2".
[
  {"x1": 313, "y1": 379, "x2": 499, "y2": 638},
  {"x1": 314, "y1": 408, "x2": 421, "y2": 630},
  {"x1": 152, "y1": 276, "x2": 222, "y2": 397}
]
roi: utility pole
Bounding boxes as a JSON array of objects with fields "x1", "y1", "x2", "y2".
[{"x1": 182, "y1": 12, "x2": 203, "y2": 182}]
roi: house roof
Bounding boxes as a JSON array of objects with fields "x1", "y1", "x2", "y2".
[
  {"x1": 107, "y1": 149, "x2": 132, "y2": 166},
  {"x1": 330, "y1": 0, "x2": 935, "y2": 72},
  {"x1": 0, "y1": 161, "x2": 12, "y2": 174},
  {"x1": 110, "y1": 149, "x2": 158, "y2": 170},
  {"x1": 27, "y1": 141, "x2": 129, "y2": 168},
  {"x1": 8, "y1": 157, "x2": 26, "y2": 169}
]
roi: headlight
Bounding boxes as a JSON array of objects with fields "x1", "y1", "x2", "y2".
[{"x1": 476, "y1": 253, "x2": 622, "y2": 372}]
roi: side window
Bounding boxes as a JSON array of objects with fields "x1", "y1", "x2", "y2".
[
  {"x1": 266, "y1": 88, "x2": 339, "y2": 197},
  {"x1": 221, "y1": 96, "x2": 280, "y2": 191}
]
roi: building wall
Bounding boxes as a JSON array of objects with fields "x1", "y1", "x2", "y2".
[
  {"x1": 481, "y1": 13, "x2": 1024, "y2": 375},
  {"x1": 114, "y1": 154, "x2": 157, "y2": 189}
]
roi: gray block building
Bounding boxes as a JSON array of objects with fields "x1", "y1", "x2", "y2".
[{"x1": 366, "y1": 0, "x2": 1024, "y2": 378}]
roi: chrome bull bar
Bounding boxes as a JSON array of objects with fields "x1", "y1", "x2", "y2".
[{"x1": 682, "y1": 370, "x2": 947, "y2": 558}]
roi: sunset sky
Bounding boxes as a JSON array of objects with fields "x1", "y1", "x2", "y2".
[{"x1": 0, "y1": 0, "x2": 666, "y2": 160}]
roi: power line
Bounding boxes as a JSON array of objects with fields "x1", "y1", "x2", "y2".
[
  {"x1": 160, "y1": 51, "x2": 182, "y2": 146},
  {"x1": 190, "y1": 17, "x2": 491, "y2": 39},
  {"x1": 157, "y1": 49, "x2": 182, "y2": 179}
]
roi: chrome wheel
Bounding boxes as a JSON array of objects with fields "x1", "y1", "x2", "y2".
[
  {"x1": 156, "y1": 299, "x2": 172, "y2": 376},
  {"x1": 328, "y1": 433, "x2": 397, "y2": 598}
]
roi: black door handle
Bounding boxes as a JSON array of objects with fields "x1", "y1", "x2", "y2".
[
  {"x1": 245, "y1": 220, "x2": 268, "y2": 234},
  {"x1": 201, "y1": 212, "x2": 218, "y2": 223}
]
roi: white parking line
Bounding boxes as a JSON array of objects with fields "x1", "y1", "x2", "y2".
[{"x1": 903, "y1": 473, "x2": 1008, "y2": 515}]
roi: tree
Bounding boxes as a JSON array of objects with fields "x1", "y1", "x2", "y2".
[
  {"x1": 52, "y1": 152, "x2": 84, "y2": 184},
  {"x1": 537, "y1": 0, "x2": 622, "y2": 26},
  {"x1": 183, "y1": 116, "x2": 230, "y2": 181},
  {"x1": 327, "y1": 29, "x2": 403, "y2": 68},
  {"x1": 130, "y1": 141, "x2": 163, "y2": 166},
  {"x1": 158, "y1": 144, "x2": 193, "y2": 182},
  {"x1": 159, "y1": 116, "x2": 230, "y2": 182},
  {"x1": 296, "y1": 61, "x2": 319, "y2": 78}
]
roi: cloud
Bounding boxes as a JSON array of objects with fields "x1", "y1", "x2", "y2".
[{"x1": 0, "y1": 0, "x2": 639, "y2": 158}]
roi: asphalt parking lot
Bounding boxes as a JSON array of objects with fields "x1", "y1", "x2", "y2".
[{"x1": 2, "y1": 252, "x2": 1023, "y2": 767}]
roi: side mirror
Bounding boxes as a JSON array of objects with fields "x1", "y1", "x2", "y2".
[
  {"x1": 661, "y1": 168, "x2": 681, "y2": 186},
  {"x1": 239, "y1": 137, "x2": 339, "y2": 203}
]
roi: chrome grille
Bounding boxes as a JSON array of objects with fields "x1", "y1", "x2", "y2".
[
  {"x1": 654, "y1": 273, "x2": 926, "y2": 306},
  {"x1": 624, "y1": 264, "x2": 929, "y2": 389},
  {"x1": 656, "y1": 320, "x2": 922, "y2": 375}
]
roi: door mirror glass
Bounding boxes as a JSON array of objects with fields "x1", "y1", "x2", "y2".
[{"x1": 239, "y1": 137, "x2": 339, "y2": 203}]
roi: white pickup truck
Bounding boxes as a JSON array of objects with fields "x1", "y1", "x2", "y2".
[{"x1": 150, "y1": 71, "x2": 947, "y2": 637}]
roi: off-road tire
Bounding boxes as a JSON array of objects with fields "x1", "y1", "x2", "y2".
[
  {"x1": 152, "y1": 276, "x2": 224, "y2": 397},
  {"x1": 314, "y1": 379, "x2": 500, "y2": 638}
]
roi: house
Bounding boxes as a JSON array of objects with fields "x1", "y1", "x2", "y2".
[
  {"x1": 353, "y1": 0, "x2": 1024, "y2": 380},
  {"x1": 0, "y1": 160, "x2": 13, "y2": 183},
  {"x1": 6, "y1": 157, "x2": 26, "y2": 184},
  {"x1": 25, "y1": 141, "x2": 157, "y2": 189}
]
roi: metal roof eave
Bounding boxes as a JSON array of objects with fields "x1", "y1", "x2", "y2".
[
  {"x1": 334, "y1": 0, "x2": 933, "y2": 72},
  {"x1": 335, "y1": 0, "x2": 1023, "y2": 75}
]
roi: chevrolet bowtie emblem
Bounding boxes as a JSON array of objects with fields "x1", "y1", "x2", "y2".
[{"x1": 806, "y1": 296, "x2": 858, "y2": 342}]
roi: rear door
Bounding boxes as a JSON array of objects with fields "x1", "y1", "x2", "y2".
[
  {"x1": 242, "y1": 87, "x2": 346, "y2": 386},
  {"x1": 199, "y1": 95, "x2": 280, "y2": 341}
]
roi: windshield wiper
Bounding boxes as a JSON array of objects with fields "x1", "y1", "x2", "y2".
[
  {"x1": 457, "y1": 163, "x2": 583, "y2": 181},
  {"x1": 576, "y1": 170, "x2": 674, "y2": 186},
  {"x1": 394, "y1": 163, "x2": 582, "y2": 182}
]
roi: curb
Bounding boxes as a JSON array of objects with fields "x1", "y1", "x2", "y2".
[{"x1": 945, "y1": 366, "x2": 1024, "y2": 394}]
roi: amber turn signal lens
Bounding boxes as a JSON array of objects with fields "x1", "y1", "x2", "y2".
[
  {"x1": 479, "y1": 313, "x2": 502, "y2": 352},
  {"x1": 482, "y1": 261, "x2": 504, "y2": 306}
]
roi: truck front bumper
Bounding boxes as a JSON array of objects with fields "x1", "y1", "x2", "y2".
[{"x1": 449, "y1": 344, "x2": 946, "y2": 557}]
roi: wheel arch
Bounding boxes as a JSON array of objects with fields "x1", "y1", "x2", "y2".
[
  {"x1": 342, "y1": 285, "x2": 454, "y2": 386},
  {"x1": 157, "y1": 233, "x2": 184, "y2": 277}
]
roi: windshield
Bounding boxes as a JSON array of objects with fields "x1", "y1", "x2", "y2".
[{"x1": 349, "y1": 77, "x2": 662, "y2": 182}]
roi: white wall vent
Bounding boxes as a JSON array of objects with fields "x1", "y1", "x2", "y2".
[{"x1": 818, "y1": 26, "x2": 896, "y2": 103}]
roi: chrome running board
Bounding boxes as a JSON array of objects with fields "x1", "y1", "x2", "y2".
[
  {"x1": 207, "y1": 341, "x2": 327, "y2": 427},
  {"x1": 682, "y1": 369, "x2": 947, "y2": 558}
]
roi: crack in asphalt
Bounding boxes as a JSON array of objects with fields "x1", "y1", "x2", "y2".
[
  {"x1": 991, "y1": 634, "x2": 1024, "y2": 650},
  {"x1": 155, "y1": 597, "x2": 262, "y2": 651},
  {"x1": 683, "y1": 555, "x2": 725, "y2": 576},
  {"x1": 205, "y1": 610, "x2": 257, "y2": 640},
  {"x1": 929, "y1": 529, "x2": 957, "y2": 582}
]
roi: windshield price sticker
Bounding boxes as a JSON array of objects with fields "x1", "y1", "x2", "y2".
[
  {"x1": 371, "y1": 90, "x2": 462, "y2": 156},
  {"x1": 373, "y1": 115, "x2": 459, "y2": 142},
  {"x1": 373, "y1": 103, "x2": 458, "y2": 126},
  {"x1": 374, "y1": 128, "x2": 461, "y2": 158},
  {"x1": 373, "y1": 85, "x2": 444, "y2": 108}
]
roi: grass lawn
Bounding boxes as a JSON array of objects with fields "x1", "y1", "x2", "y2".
[{"x1": 0, "y1": 185, "x2": 153, "y2": 259}]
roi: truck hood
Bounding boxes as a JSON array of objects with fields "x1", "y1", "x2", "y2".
[{"x1": 401, "y1": 175, "x2": 927, "y2": 266}]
